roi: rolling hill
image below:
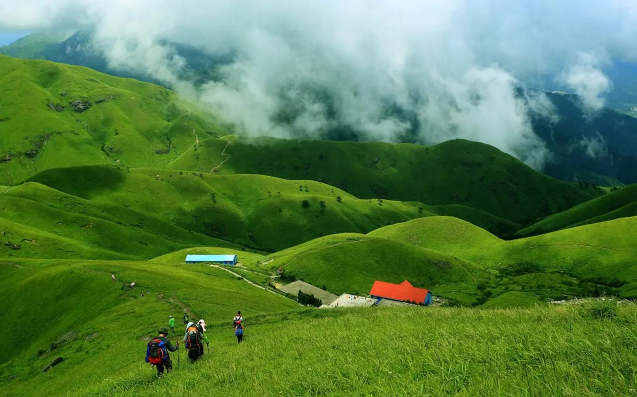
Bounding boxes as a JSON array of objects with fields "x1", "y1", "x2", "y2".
[
  {"x1": 517, "y1": 184, "x2": 637, "y2": 237},
  {"x1": 0, "y1": 54, "x2": 225, "y2": 185},
  {"x1": 0, "y1": 259, "x2": 633, "y2": 397},
  {"x1": 1, "y1": 166, "x2": 446, "y2": 254},
  {"x1": 168, "y1": 136, "x2": 601, "y2": 227},
  {"x1": 259, "y1": 232, "x2": 488, "y2": 306},
  {"x1": 0, "y1": 257, "x2": 299, "y2": 395},
  {"x1": 370, "y1": 216, "x2": 637, "y2": 300}
]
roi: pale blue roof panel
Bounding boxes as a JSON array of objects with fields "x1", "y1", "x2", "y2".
[{"x1": 186, "y1": 255, "x2": 237, "y2": 262}]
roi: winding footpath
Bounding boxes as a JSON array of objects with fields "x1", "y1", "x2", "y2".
[
  {"x1": 209, "y1": 264, "x2": 300, "y2": 304},
  {"x1": 210, "y1": 139, "x2": 232, "y2": 173}
]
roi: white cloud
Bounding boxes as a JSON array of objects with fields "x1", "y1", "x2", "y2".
[
  {"x1": 2, "y1": 0, "x2": 637, "y2": 169},
  {"x1": 570, "y1": 132, "x2": 608, "y2": 158},
  {"x1": 560, "y1": 53, "x2": 611, "y2": 114}
]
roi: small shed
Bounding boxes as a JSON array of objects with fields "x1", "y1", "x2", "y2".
[
  {"x1": 369, "y1": 280, "x2": 432, "y2": 306},
  {"x1": 185, "y1": 255, "x2": 237, "y2": 266}
]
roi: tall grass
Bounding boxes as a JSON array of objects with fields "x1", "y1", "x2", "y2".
[{"x1": 5, "y1": 304, "x2": 636, "y2": 396}]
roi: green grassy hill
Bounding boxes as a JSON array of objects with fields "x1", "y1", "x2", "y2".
[
  {"x1": 517, "y1": 184, "x2": 637, "y2": 237},
  {"x1": 168, "y1": 136, "x2": 601, "y2": 227},
  {"x1": 0, "y1": 54, "x2": 605, "y2": 237},
  {"x1": 262, "y1": 233, "x2": 488, "y2": 306},
  {"x1": 3, "y1": 166, "x2": 444, "y2": 253},
  {"x1": 0, "y1": 54, "x2": 225, "y2": 185},
  {"x1": 1, "y1": 267, "x2": 635, "y2": 397},
  {"x1": 0, "y1": 257, "x2": 299, "y2": 396},
  {"x1": 371, "y1": 216, "x2": 637, "y2": 301}
]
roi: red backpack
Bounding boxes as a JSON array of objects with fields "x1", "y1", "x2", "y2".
[{"x1": 147, "y1": 338, "x2": 167, "y2": 365}]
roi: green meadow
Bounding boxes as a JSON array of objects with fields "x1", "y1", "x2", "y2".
[{"x1": 2, "y1": 53, "x2": 637, "y2": 396}]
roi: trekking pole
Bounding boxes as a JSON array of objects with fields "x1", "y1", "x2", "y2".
[{"x1": 177, "y1": 344, "x2": 180, "y2": 369}]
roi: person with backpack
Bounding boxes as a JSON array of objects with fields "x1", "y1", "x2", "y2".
[
  {"x1": 183, "y1": 311, "x2": 189, "y2": 325},
  {"x1": 233, "y1": 311, "x2": 243, "y2": 327},
  {"x1": 197, "y1": 319, "x2": 209, "y2": 356},
  {"x1": 168, "y1": 315, "x2": 175, "y2": 333},
  {"x1": 234, "y1": 320, "x2": 244, "y2": 343},
  {"x1": 183, "y1": 322, "x2": 203, "y2": 362},
  {"x1": 145, "y1": 328, "x2": 178, "y2": 377}
]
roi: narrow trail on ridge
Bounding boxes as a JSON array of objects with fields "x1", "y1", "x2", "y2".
[
  {"x1": 184, "y1": 109, "x2": 199, "y2": 146},
  {"x1": 210, "y1": 139, "x2": 232, "y2": 173},
  {"x1": 210, "y1": 264, "x2": 300, "y2": 304}
]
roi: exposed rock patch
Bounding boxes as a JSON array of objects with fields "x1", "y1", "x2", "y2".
[
  {"x1": 47, "y1": 102, "x2": 65, "y2": 112},
  {"x1": 43, "y1": 357, "x2": 64, "y2": 372},
  {"x1": 4, "y1": 242, "x2": 21, "y2": 250},
  {"x1": 69, "y1": 98, "x2": 93, "y2": 113}
]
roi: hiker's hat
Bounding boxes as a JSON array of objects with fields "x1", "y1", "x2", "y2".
[
  {"x1": 158, "y1": 328, "x2": 170, "y2": 335},
  {"x1": 169, "y1": 315, "x2": 173, "y2": 318}
]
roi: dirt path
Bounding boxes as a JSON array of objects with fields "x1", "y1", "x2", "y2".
[
  {"x1": 183, "y1": 109, "x2": 200, "y2": 146},
  {"x1": 210, "y1": 139, "x2": 232, "y2": 173},
  {"x1": 210, "y1": 265, "x2": 299, "y2": 304},
  {"x1": 1, "y1": 186, "x2": 15, "y2": 195}
]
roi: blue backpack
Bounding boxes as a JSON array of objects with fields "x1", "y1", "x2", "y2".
[{"x1": 235, "y1": 327, "x2": 244, "y2": 336}]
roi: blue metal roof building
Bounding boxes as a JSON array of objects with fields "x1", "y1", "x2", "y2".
[{"x1": 185, "y1": 255, "x2": 238, "y2": 265}]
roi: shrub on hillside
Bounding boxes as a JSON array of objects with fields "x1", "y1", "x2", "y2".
[
  {"x1": 302, "y1": 200, "x2": 310, "y2": 208},
  {"x1": 582, "y1": 300, "x2": 618, "y2": 320},
  {"x1": 298, "y1": 290, "x2": 322, "y2": 307}
]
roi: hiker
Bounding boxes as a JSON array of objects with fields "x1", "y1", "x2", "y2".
[
  {"x1": 145, "y1": 328, "x2": 178, "y2": 377},
  {"x1": 233, "y1": 311, "x2": 243, "y2": 327},
  {"x1": 168, "y1": 315, "x2": 175, "y2": 333},
  {"x1": 197, "y1": 319, "x2": 210, "y2": 356},
  {"x1": 183, "y1": 322, "x2": 203, "y2": 362},
  {"x1": 111, "y1": 274, "x2": 116, "y2": 282},
  {"x1": 234, "y1": 320, "x2": 244, "y2": 343},
  {"x1": 183, "y1": 311, "x2": 189, "y2": 325}
]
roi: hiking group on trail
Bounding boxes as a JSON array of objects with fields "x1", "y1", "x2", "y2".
[
  {"x1": 146, "y1": 311, "x2": 245, "y2": 376},
  {"x1": 184, "y1": 319, "x2": 209, "y2": 362}
]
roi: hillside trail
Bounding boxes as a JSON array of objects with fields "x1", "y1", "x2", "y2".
[
  {"x1": 184, "y1": 109, "x2": 199, "y2": 146},
  {"x1": 1, "y1": 186, "x2": 15, "y2": 195},
  {"x1": 210, "y1": 264, "x2": 299, "y2": 304},
  {"x1": 210, "y1": 139, "x2": 232, "y2": 173}
]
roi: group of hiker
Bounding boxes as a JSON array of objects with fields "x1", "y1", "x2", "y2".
[{"x1": 145, "y1": 311, "x2": 245, "y2": 376}]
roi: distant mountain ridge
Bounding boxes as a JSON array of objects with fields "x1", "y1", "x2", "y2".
[{"x1": 1, "y1": 31, "x2": 637, "y2": 185}]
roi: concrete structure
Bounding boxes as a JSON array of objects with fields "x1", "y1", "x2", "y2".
[
  {"x1": 278, "y1": 281, "x2": 339, "y2": 305},
  {"x1": 185, "y1": 254, "x2": 237, "y2": 265},
  {"x1": 326, "y1": 294, "x2": 375, "y2": 308}
]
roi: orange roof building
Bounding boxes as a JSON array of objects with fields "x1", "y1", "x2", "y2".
[{"x1": 369, "y1": 280, "x2": 432, "y2": 305}]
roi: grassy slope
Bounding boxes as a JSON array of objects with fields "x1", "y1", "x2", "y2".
[
  {"x1": 0, "y1": 258, "x2": 299, "y2": 395},
  {"x1": 517, "y1": 184, "x2": 637, "y2": 236},
  {"x1": 262, "y1": 233, "x2": 488, "y2": 305},
  {"x1": 0, "y1": 181, "x2": 238, "y2": 259},
  {"x1": 24, "y1": 166, "x2": 445, "y2": 252},
  {"x1": 0, "y1": 54, "x2": 224, "y2": 185},
  {"x1": 3, "y1": 297, "x2": 637, "y2": 396},
  {"x1": 168, "y1": 136, "x2": 600, "y2": 226},
  {"x1": 371, "y1": 216, "x2": 637, "y2": 299},
  {"x1": 152, "y1": 247, "x2": 266, "y2": 268},
  {"x1": 0, "y1": 31, "x2": 68, "y2": 59}
]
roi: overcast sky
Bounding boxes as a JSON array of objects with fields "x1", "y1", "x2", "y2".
[{"x1": 1, "y1": 0, "x2": 636, "y2": 168}]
